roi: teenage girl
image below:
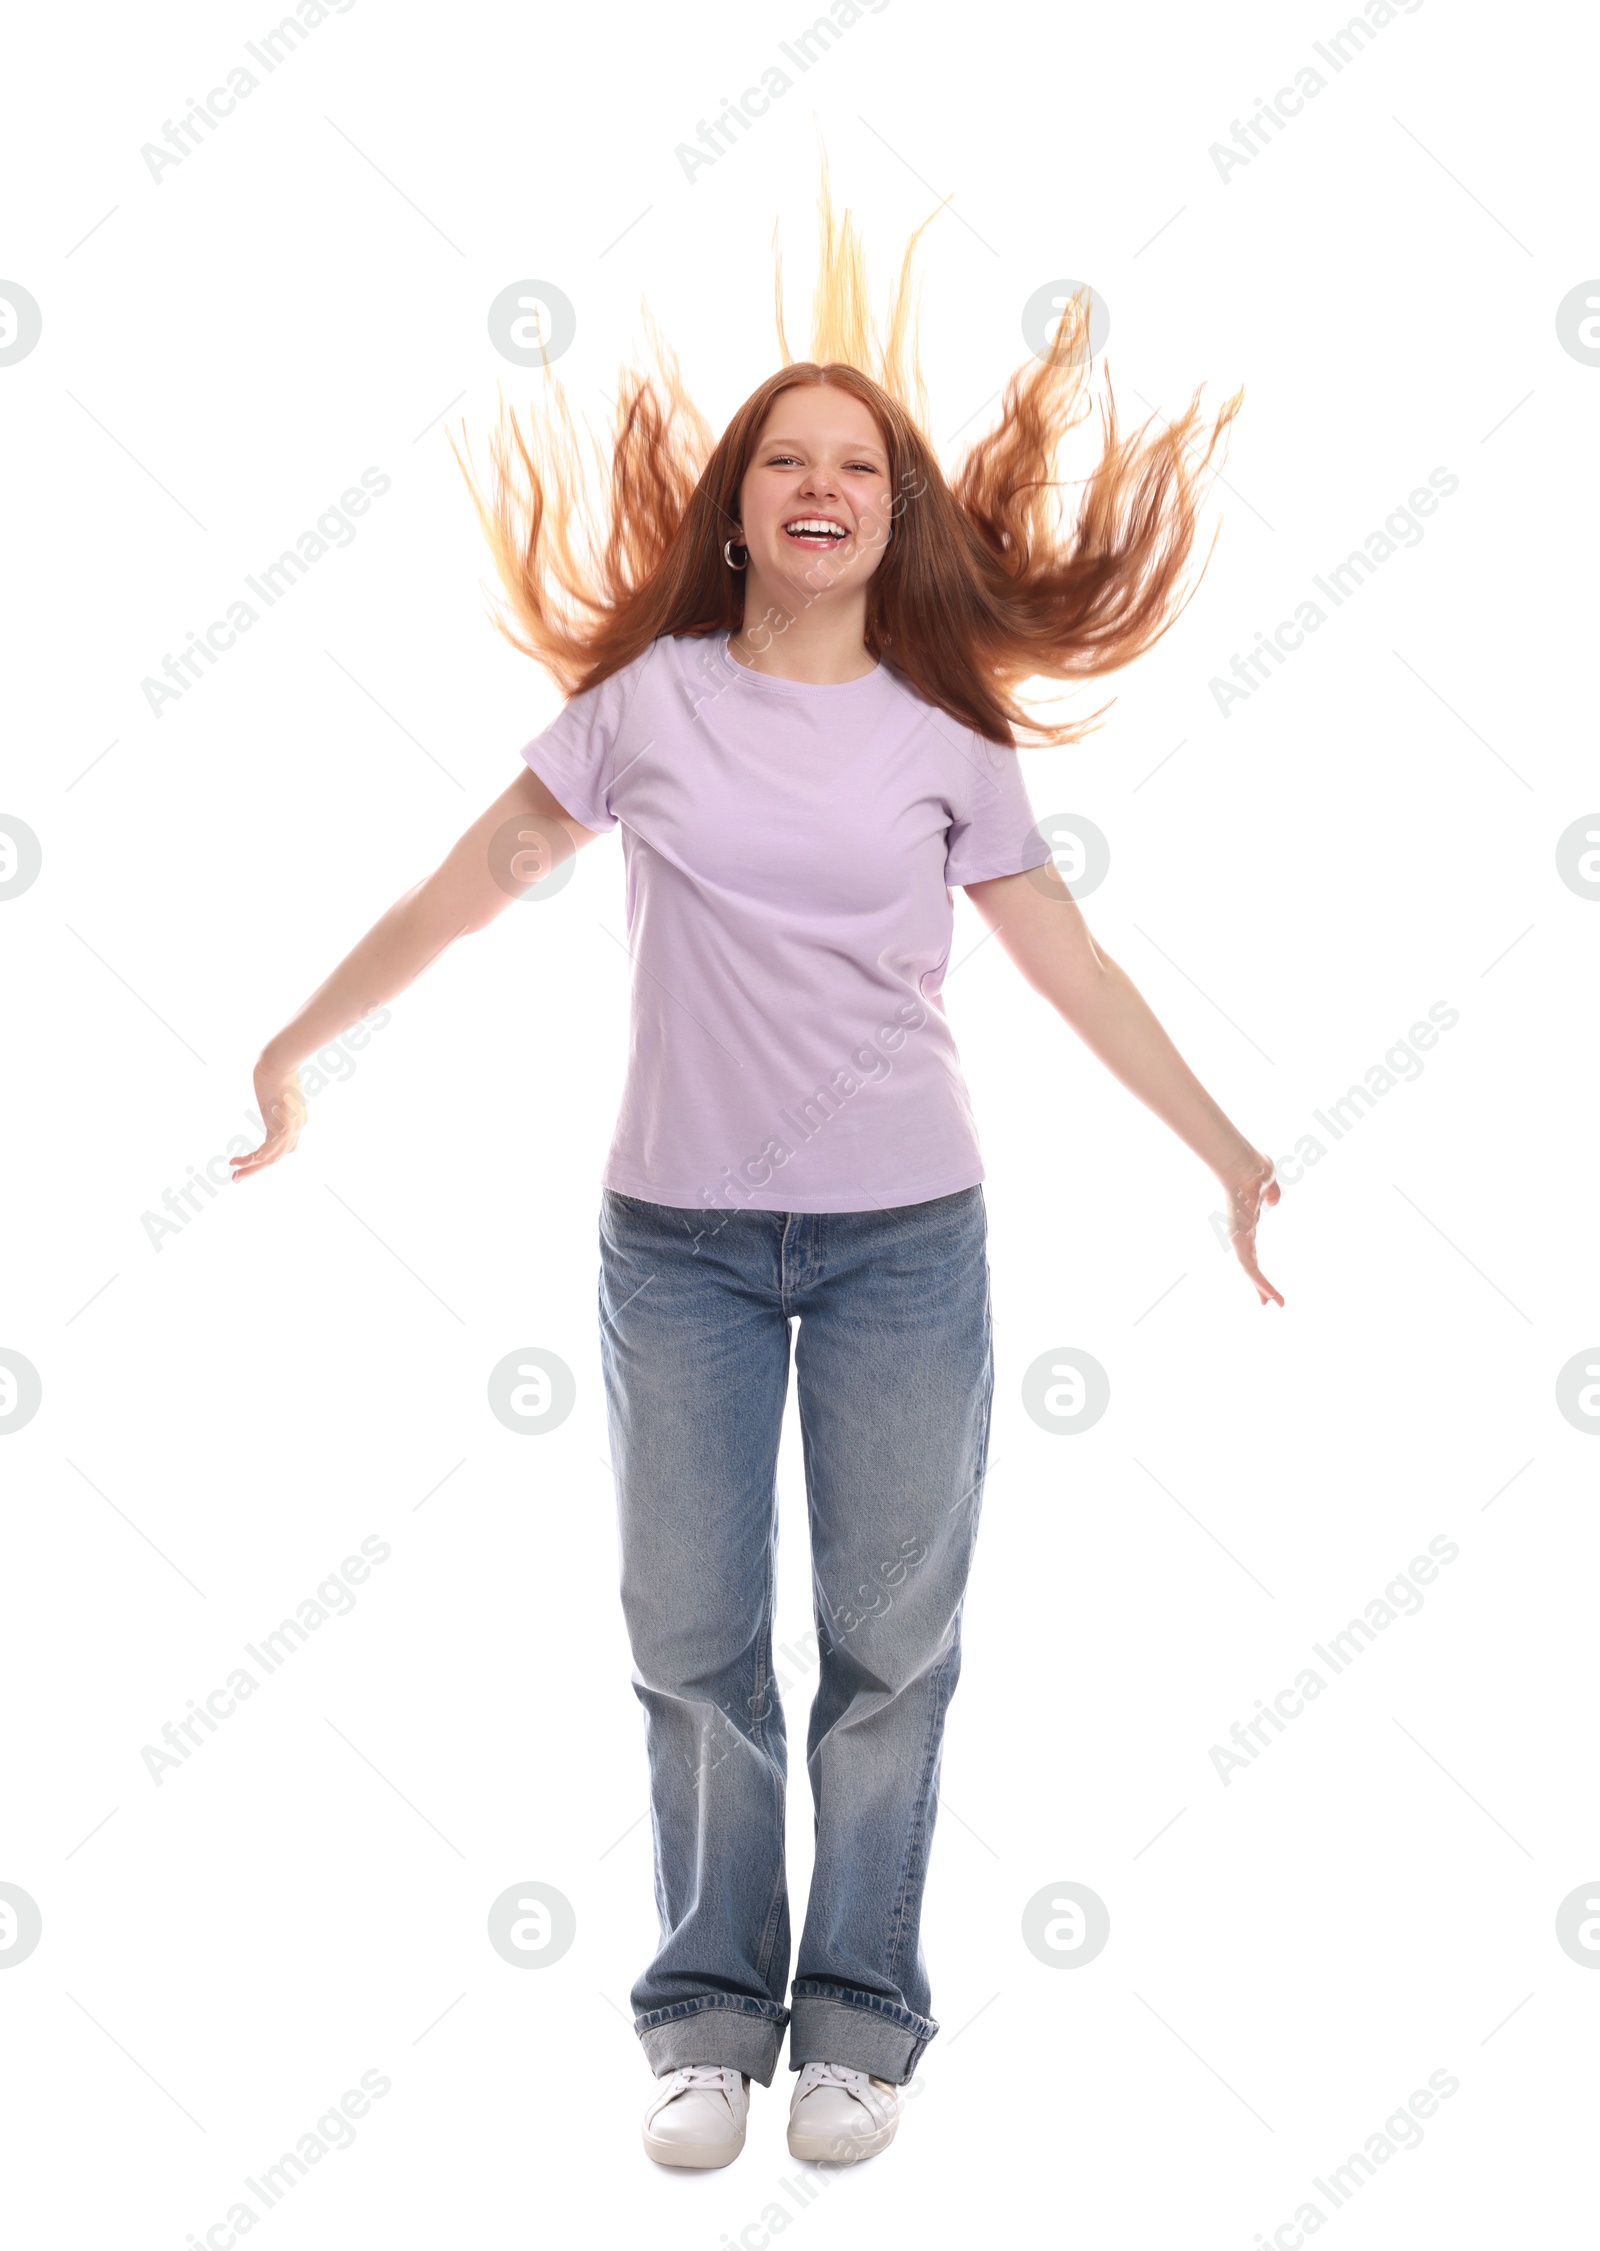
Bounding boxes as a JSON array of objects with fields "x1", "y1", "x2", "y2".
[{"x1": 233, "y1": 188, "x2": 1281, "y2": 2172}]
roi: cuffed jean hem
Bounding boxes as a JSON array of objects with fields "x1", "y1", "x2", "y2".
[
  {"x1": 636, "y1": 1998, "x2": 791, "y2": 2087},
  {"x1": 786, "y1": 1982, "x2": 938, "y2": 2083}
]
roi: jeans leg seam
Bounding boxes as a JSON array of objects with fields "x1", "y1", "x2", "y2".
[
  {"x1": 752, "y1": 1475, "x2": 787, "y2": 1988},
  {"x1": 753, "y1": 1856, "x2": 787, "y2": 1989},
  {"x1": 883, "y1": 1639, "x2": 957, "y2": 1989},
  {"x1": 884, "y1": 1341, "x2": 984, "y2": 1986},
  {"x1": 791, "y1": 1980, "x2": 932, "y2": 2034},
  {"x1": 636, "y1": 1994, "x2": 791, "y2": 2034}
]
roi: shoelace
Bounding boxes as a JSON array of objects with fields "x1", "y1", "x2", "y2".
[
  {"x1": 650, "y1": 2062, "x2": 741, "y2": 2119},
  {"x1": 795, "y1": 2060, "x2": 894, "y2": 2123},
  {"x1": 647, "y1": 2062, "x2": 745, "y2": 2135},
  {"x1": 796, "y1": 2061, "x2": 895, "y2": 2124}
]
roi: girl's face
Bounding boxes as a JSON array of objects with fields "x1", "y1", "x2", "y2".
[{"x1": 735, "y1": 386, "x2": 896, "y2": 613}]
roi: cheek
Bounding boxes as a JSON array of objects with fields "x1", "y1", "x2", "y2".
[{"x1": 861, "y1": 485, "x2": 896, "y2": 536}]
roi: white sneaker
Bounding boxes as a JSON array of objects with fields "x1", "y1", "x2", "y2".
[
  {"x1": 641, "y1": 2063, "x2": 751, "y2": 2168},
  {"x1": 786, "y1": 2060, "x2": 901, "y2": 2162}
]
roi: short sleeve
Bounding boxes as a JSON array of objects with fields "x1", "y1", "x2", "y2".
[
  {"x1": 518, "y1": 649, "x2": 649, "y2": 835},
  {"x1": 942, "y1": 731, "x2": 1054, "y2": 887}
]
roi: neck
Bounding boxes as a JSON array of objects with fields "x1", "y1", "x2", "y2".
[{"x1": 728, "y1": 587, "x2": 878, "y2": 684}]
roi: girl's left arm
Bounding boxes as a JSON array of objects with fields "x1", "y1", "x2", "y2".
[{"x1": 963, "y1": 860, "x2": 1284, "y2": 1307}]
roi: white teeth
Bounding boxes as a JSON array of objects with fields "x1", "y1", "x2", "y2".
[{"x1": 785, "y1": 519, "x2": 847, "y2": 536}]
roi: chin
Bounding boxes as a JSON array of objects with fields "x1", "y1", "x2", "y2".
[{"x1": 770, "y1": 548, "x2": 854, "y2": 594}]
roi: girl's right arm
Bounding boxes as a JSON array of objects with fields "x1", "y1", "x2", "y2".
[{"x1": 231, "y1": 765, "x2": 597, "y2": 1180}]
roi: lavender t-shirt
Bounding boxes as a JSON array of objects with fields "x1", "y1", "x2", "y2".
[{"x1": 518, "y1": 628, "x2": 1052, "y2": 1214}]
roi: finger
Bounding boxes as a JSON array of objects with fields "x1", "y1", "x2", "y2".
[
  {"x1": 1231, "y1": 1229, "x2": 1283, "y2": 1304},
  {"x1": 1240, "y1": 1250, "x2": 1284, "y2": 1308},
  {"x1": 247, "y1": 1125, "x2": 302, "y2": 1166},
  {"x1": 230, "y1": 1140, "x2": 286, "y2": 1178}
]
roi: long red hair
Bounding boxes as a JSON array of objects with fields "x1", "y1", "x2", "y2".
[{"x1": 451, "y1": 163, "x2": 1241, "y2": 749}]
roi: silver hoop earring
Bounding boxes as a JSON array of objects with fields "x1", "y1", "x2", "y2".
[{"x1": 723, "y1": 536, "x2": 748, "y2": 570}]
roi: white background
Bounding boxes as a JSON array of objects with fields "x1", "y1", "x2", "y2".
[{"x1": 2, "y1": 0, "x2": 1596, "y2": 2243}]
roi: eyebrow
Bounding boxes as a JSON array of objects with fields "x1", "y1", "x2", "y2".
[{"x1": 758, "y1": 436, "x2": 886, "y2": 455}]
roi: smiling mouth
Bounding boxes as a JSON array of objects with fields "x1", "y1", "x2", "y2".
[{"x1": 783, "y1": 520, "x2": 851, "y2": 548}]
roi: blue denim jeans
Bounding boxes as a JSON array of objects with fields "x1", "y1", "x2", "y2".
[{"x1": 596, "y1": 1184, "x2": 994, "y2": 2088}]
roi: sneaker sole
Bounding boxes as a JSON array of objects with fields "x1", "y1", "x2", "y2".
[
  {"x1": 786, "y1": 2113, "x2": 899, "y2": 2163},
  {"x1": 642, "y1": 2126, "x2": 747, "y2": 2169}
]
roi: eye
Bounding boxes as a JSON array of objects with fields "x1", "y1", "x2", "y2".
[{"x1": 763, "y1": 453, "x2": 884, "y2": 473}]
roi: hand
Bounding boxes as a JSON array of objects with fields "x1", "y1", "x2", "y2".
[
  {"x1": 1218, "y1": 1154, "x2": 1284, "y2": 1308},
  {"x1": 230, "y1": 1051, "x2": 309, "y2": 1182}
]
